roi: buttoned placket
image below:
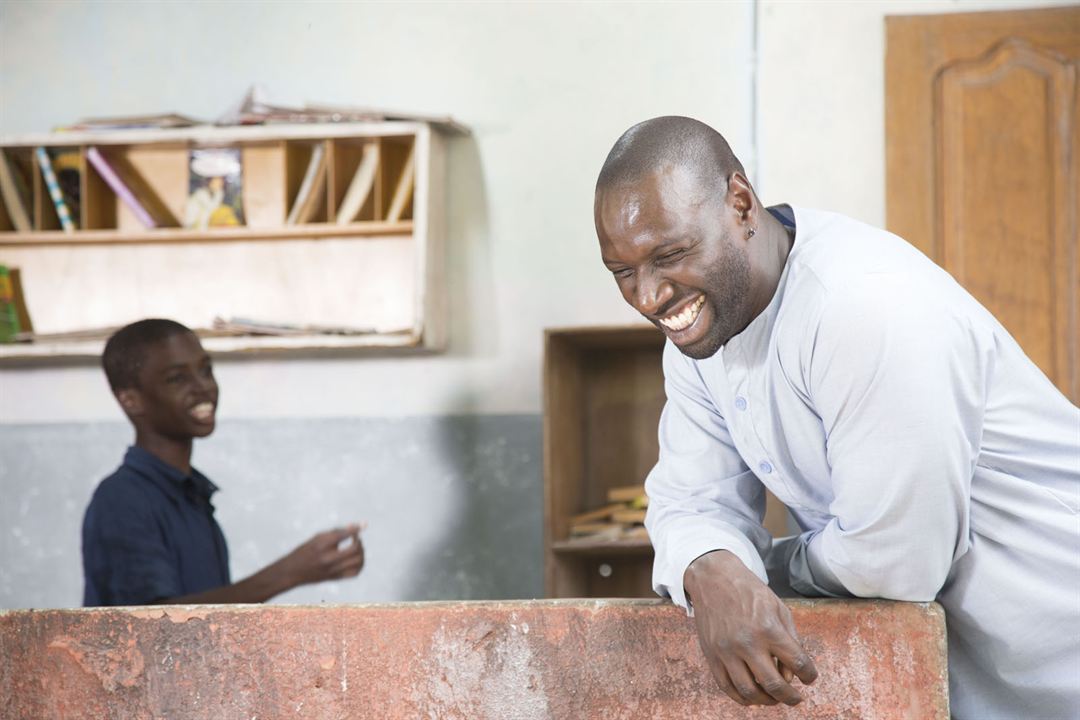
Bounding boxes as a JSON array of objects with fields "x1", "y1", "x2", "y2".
[{"x1": 715, "y1": 318, "x2": 802, "y2": 515}]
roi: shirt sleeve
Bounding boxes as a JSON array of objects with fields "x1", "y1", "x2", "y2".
[
  {"x1": 645, "y1": 341, "x2": 773, "y2": 611},
  {"x1": 84, "y1": 481, "x2": 182, "y2": 605},
  {"x1": 786, "y1": 271, "x2": 985, "y2": 601}
]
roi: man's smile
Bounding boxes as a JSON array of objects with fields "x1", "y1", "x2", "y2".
[{"x1": 658, "y1": 294, "x2": 705, "y2": 332}]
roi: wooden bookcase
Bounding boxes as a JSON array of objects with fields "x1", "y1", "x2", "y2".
[
  {"x1": 543, "y1": 325, "x2": 790, "y2": 599},
  {"x1": 0, "y1": 121, "x2": 448, "y2": 361}
]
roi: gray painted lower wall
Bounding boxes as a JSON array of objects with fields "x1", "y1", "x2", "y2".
[{"x1": 0, "y1": 415, "x2": 543, "y2": 609}]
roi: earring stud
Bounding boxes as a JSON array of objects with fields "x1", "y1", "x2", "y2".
[{"x1": 747, "y1": 227, "x2": 756, "y2": 238}]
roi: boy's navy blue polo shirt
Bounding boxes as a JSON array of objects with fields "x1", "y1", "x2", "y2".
[{"x1": 82, "y1": 446, "x2": 230, "y2": 606}]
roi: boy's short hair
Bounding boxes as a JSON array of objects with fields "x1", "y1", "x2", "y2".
[{"x1": 102, "y1": 319, "x2": 193, "y2": 391}]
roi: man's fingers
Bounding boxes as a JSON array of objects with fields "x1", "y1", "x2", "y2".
[
  {"x1": 745, "y1": 651, "x2": 803, "y2": 706},
  {"x1": 773, "y1": 635, "x2": 818, "y2": 686},
  {"x1": 775, "y1": 607, "x2": 817, "y2": 684},
  {"x1": 779, "y1": 660, "x2": 794, "y2": 684},
  {"x1": 700, "y1": 648, "x2": 747, "y2": 706},
  {"x1": 724, "y1": 658, "x2": 779, "y2": 706}
]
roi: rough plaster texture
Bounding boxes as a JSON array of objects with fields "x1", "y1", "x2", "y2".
[{"x1": 1, "y1": 599, "x2": 948, "y2": 720}]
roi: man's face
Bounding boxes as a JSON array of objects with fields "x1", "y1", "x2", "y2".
[
  {"x1": 121, "y1": 331, "x2": 219, "y2": 440},
  {"x1": 595, "y1": 164, "x2": 754, "y2": 360}
]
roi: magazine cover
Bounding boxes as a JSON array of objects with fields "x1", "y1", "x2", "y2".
[{"x1": 184, "y1": 147, "x2": 244, "y2": 230}]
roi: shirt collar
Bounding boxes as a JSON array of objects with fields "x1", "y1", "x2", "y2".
[
  {"x1": 123, "y1": 445, "x2": 219, "y2": 503},
  {"x1": 767, "y1": 203, "x2": 796, "y2": 232}
]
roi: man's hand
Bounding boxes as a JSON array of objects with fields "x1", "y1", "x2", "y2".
[
  {"x1": 684, "y1": 549, "x2": 818, "y2": 707},
  {"x1": 277, "y1": 524, "x2": 365, "y2": 587}
]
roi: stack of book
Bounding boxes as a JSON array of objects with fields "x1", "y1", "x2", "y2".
[
  {"x1": 568, "y1": 485, "x2": 650, "y2": 542},
  {"x1": 211, "y1": 316, "x2": 375, "y2": 336},
  {"x1": 54, "y1": 113, "x2": 203, "y2": 132}
]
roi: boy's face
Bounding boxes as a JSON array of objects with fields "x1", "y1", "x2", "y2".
[{"x1": 118, "y1": 331, "x2": 218, "y2": 440}]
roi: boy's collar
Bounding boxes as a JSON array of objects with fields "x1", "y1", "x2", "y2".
[{"x1": 124, "y1": 445, "x2": 219, "y2": 501}]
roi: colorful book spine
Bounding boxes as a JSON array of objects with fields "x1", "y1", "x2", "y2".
[
  {"x1": 34, "y1": 147, "x2": 75, "y2": 233},
  {"x1": 86, "y1": 146, "x2": 156, "y2": 228},
  {"x1": 0, "y1": 265, "x2": 20, "y2": 343}
]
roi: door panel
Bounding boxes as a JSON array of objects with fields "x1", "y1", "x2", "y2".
[{"x1": 886, "y1": 7, "x2": 1080, "y2": 402}]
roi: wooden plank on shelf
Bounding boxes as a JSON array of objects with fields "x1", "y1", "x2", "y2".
[
  {"x1": 612, "y1": 509, "x2": 647, "y2": 524},
  {"x1": 0, "y1": 220, "x2": 413, "y2": 247},
  {"x1": 0, "y1": 328, "x2": 426, "y2": 364},
  {"x1": 550, "y1": 537, "x2": 653, "y2": 556},
  {"x1": 607, "y1": 485, "x2": 647, "y2": 503},
  {"x1": 569, "y1": 503, "x2": 624, "y2": 526},
  {"x1": 569, "y1": 521, "x2": 624, "y2": 537}
]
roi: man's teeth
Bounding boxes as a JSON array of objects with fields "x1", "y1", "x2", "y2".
[
  {"x1": 190, "y1": 402, "x2": 214, "y2": 421},
  {"x1": 659, "y1": 296, "x2": 705, "y2": 331}
]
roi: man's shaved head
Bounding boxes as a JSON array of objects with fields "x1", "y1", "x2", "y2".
[{"x1": 595, "y1": 116, "x2": 745, "y2": 201}]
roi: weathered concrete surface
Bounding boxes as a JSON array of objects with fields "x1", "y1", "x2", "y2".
[{"x1": 0, "y1": 599, "x2": 947, "y2": 719}]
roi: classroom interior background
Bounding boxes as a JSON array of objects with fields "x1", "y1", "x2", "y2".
[{"x1": 0, "y1": 0, "x2": 1069, "y2": 609}]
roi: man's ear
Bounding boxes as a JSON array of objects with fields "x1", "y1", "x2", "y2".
[
  {"x1": 115, "y1": 388, "x2": 144, "y2": 417},
  {"x1": 726, "y1": 171, "x2": 756, "y2": 221}
]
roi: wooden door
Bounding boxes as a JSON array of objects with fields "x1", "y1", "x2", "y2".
[{"x1": 886, "y1": 7, "x2": 1080, "y2": 403}]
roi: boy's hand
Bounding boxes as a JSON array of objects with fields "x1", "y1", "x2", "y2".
[{"x1": 280, "y1": 524, "x2": 365, "y2": 587}]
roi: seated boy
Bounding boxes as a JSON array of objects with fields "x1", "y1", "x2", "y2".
[{"x1": 82, "y1": 318, "x2": 365, "y2": 605}]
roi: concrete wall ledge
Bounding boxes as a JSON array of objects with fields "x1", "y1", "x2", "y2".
[{"x1": 1, "y1": 598, "x2": 947, "y2": 719}]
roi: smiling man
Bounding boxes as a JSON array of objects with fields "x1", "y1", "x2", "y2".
[
  {"x1": 82, "y1": 318, "x2": 365, "y2": 606},
  {"x1": 593, "y1": 117, "x2": 1079, "y2": 719}
]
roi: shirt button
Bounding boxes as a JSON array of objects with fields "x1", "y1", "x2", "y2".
[
  {"x1": 759, "y1": 461, "x2": 773, "y2": 474},
  {"x1": 734, "y1": 396, "x2": 747, "y2": 411}
]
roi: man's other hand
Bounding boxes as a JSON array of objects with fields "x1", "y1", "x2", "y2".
[{"x1": 684, "y1": 549, "x2": 818, "y2": 707}]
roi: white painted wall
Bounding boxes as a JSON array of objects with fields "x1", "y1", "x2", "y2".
[
  {"x1": 756, "y1": 0, "x2": 1075, "y2": 223},
  {"x1": 0, "y1": 0, "x2": 1069, "y2": 424}
]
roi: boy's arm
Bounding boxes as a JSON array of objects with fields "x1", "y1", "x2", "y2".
[{"x1": 159, "y1": 525, "x2": 364, "y2": 604}]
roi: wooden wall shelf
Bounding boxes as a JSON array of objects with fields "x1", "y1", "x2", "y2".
[{"x1": 0, "y1": 121, "x2": 448, "y2": 358}]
